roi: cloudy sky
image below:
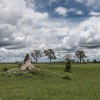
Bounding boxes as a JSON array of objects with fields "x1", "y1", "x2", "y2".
[{"x1": 0, "y1": 0, "x2": 100, "y2": 62}]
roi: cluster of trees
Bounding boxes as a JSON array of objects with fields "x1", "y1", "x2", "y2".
[
  {"x1": 31, "y1": 49, "x2": 56, "y2": 63},
  {"x1": 31, "y1": 49, "x2": 87, "y2": 64}
]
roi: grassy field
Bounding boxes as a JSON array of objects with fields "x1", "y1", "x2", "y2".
[{"x1": 0, "y1": 63, "x2": 100, "y2": 100}]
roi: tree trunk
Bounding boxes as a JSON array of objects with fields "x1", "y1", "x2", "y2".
[
  {"x1": 50, "y1": 59, "x2": 51, "y2": 63},
  {"x1": 80, "y1": 57, "x2": 81, "y2": 63},
  {"x1": 36, "y1": 60, "x2": 37, "y2": 64}
]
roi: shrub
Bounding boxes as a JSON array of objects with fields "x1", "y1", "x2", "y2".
[
  {"x1": 62, "y1": 75, "x2": 71, "y2": 80},
  {"x1": 29, "y1": 68, "x2": 40, "y2": 75},
  {"x1": 2, "y1": 66, "x2": 8, "y2": 72},
  {"x1": 65, "y1": 60, "x2": 71, "y2": 72},
  {"x1": 17, "y1": 62, "x2": 23, "y2": 68}
]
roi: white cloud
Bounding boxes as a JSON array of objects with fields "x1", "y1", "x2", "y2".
[
  {"x1": 89, "y1": 11, "x2": 100, "y2": 17},
  {"x1": 55, "y1": 7, "x2": 68, "y2": 17},
  {"x1": 48, "y1": 0, "x2": 57, "y2": 5},
  {"x1": 0, "y1": 0, "x2": 48, "y2": 25},
  {"x1": 0, "y1": 0, "x2": 100, "y2": 62},
  {"x1": 75, "y1": 0, "x2": 95, "y2": 4},
  {"x1": 75, "y1": 0, "x2": 100, "y2": 10},
  {"x1": 55, "y1": 7, "x2": 84, "y2": 16},
  {"x1": 75, "y1": 0, "x2": 84, "y2": 3},
  {"x1": 0, "y1": 16, "x2": 100, "y2": 62},
  {"x1": 0, "y1": 0, "x2": 48, "y2": 49},
  {"x1": 77, "y1": 17, "x2": 100, "y2": 48},
  {"x1": 76, "y1": 10, "x2": 84, "y2": 15},
  {"x1": 25, "y1": 0, "x2": 35, "y2": 9}
]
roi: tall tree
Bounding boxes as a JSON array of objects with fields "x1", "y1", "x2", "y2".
[
  {"x1": 31, "y1": 50, "x2": 42, "y2": 63},
  {"x1": 75, "y1": 51, "x2": 86, "y2": 63},
  {"x1": 44, "y1": 49, "x2": 56, "y2": 63}
]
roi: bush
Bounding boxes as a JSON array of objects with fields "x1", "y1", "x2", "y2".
[
  {"x1": 29, "y1": 68, "x2": 40, "y2": 75},
  {"x1": 2, "y1": 66, "x2": 8, "y2": 72},
  {"x1": 17, "y1": 62, "x2": 23, "y2": 68},
  {"x1": 2, "y1": 68, "x2": 23, "y2": 77},
  {"x1": 65, "y1": 60, "x2": 71, "y2": 72},
  {"x1": 62, "y1": 75, "x2": 71, "y2": 80}
]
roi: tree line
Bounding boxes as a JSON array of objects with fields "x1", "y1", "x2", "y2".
[{"x1": 31, "y1": 49, "x2": 87, "y2": 63}]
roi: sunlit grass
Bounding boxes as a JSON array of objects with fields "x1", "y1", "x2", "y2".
[{"x1": 0, "y1": 63, "x2": 100, "y2": 100}]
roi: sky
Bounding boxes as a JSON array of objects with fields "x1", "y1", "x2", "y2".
[{"x1": 0, "y1": 0, "x2": 100, "y2": 62}]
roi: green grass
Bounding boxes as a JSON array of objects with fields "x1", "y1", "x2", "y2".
[{"x1": 0, "y1": 63, "x2": 100, "y2": 100}]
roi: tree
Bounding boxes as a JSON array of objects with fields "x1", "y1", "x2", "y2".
[
  {"x1": 64, "y1": 53, "x2": 71, "y2": 62},
  {"x1": 31, "y1": 50, "x2": 42, "y2": 63},
  {"x1": 87, "y1": 59, "x2": 89, "y2": 63},
  {"x1": 75, "y1": 51, "x2": 86, "y2": 63},
  {"x1": 93, "y1": 59, "x2": 97, "y2": 63},
  {"x1": 44, "y1": 49, "x2": 56, "y2": 63}
]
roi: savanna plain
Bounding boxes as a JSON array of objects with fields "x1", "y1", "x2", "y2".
[{"x1": 0, "y1": 63, "x2": 100, "y2": 100}]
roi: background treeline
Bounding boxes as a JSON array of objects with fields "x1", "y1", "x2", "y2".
[{"x1": 0, "y1": 49, "x2": 100, "y2": 64}]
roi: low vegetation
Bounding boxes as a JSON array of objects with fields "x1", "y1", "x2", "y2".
[{"x1": 0, "y1": 63, "x2": 100, "y2": 100}]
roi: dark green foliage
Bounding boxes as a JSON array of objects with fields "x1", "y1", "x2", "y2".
[
  {"x1": 65, "y1": 60, "x2": 71, "y2": 72},
  {"x1": 93, "y1": 59, "x2": 97, "y2": 63},
  {"x1": 29, "y1": 68, "x2": 40, "y2": 75},
  {"x1": 2, "y1": 69, "x2": 23, "y2": 77},
  {"x1": 2, "y1": 66, "x2": 8, "y2": 72},
  {"x1": 62, "y1": 75, "x2": 71, "y2": 80},
  {"x1": 15, "y1": 71, "x2": 23, "y2": 76},
  {"x1": 44, "y1": 49, "x2": 56, "y2": 63},
  {"x1": 31, "y1": 50, "x2": 42, "y2": 63},
  {"x1": 17, "y1": 62, "x2": 23, "y2": 68},
  {"x1": 75, "y1": 51, "x2": 87, "y2": 63}
]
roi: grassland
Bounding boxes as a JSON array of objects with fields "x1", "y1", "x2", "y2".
[{"x1": 0, "y1": 63, "x2": 100, "y2": 100}]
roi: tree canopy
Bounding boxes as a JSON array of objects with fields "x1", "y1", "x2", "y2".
[
  {"x1": 44, "y1": 49, "x2": 56, "y2": 63},
  {"x1": 31, "y1": 50, "x2": 42, "y2": 63},
  {"x1": 75, "y1": 51, "x2": 87, "y2": 63}
]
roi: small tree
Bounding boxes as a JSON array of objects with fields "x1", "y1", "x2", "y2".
[
  {"x1": 44, "y1": 49, "x2": 56, "y2": 63},
  {"x1": 75, "y1": 51, "x2": 87, "y2": 63},
  {"x1": 31, "y1": 50, "x2": 42, "y2": 63},
  {"x1": 64, "y1": 53, "x2": 71, "y2": 72}
]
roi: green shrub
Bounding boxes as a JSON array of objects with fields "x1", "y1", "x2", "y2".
[
  {"x1": 62, "y1": 75, "x2": 71, "y2": 80},
  {"x1": 15, "y1": 71, "x2": 23, "y2": 76},
  {"x1": 17, "y1": 62, "x2": 23, "y2": 68},
  {"x1": 65, "y1": 60, "x2": 71, "y2": 72},
  {"x1": 29, "y1": 68, "x2": 40, "y2": 75},
  {"x1": 2, "y1": 66, "x2": 8, "y2": 72}
]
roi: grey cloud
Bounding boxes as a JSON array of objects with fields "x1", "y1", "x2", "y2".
[
  {"x1": 79, "y1": 42, "x2": 100, "y2": 49},
  {"x1": 5, "y1": 44, "x2": 27, "y2": 50},
  {"x1": 0, "y1": 0, "x2": 48, "y2": 51},
  {"x1": 0, "y1": 0, "x2": 100, "y2": 62},
  {"x1": 25, "y1": 0, "x2": 35, "y2": 9}
]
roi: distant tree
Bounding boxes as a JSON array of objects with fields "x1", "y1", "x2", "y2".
[
  {"x1": 93, "y1": 59, "x2": 97, "y2": 63},
  {"x1": 31, "y1": 50, "x2": 42, "y2": 63},
  {"x1": 44, "y1": 49, "x2": 56, "y2": 63},
  {"x1": 71, "y1": 59, "x2": 75, "y2": 63},
  {"x1": 87, "y1": 59, "x2": 89, "y2": 63},
  {"x1": 64, "y1": 53, "x2": 71, "y2": 62},
  {"x1": 75, "y1": 51, "x2": 87, "y2": 63}
]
